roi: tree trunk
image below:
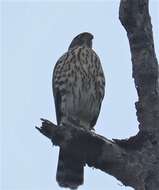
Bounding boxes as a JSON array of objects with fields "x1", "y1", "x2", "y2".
[{"x1": 36, "y1": 0, "x2": 159, "y2": 189}]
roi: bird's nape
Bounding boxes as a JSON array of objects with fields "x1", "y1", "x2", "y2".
[{"x1": 68, "y1": 32, "x2": 93, "y2": 50}]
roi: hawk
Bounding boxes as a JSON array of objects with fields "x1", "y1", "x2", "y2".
[{"x1": 52, "y1": 32, "x2": 105, "y2": 189}]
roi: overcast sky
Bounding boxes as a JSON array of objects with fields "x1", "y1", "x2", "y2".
[{"x1": 1, "y1": 1, "x2": 159, "y2": 190}]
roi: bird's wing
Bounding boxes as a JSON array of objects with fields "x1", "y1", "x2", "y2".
[
  {"x1": 90, "y1": 51, "x2": 105, "y2": 127},
  {"x1": 52, "y1": 52, "x2": 69, "y2": 125}
]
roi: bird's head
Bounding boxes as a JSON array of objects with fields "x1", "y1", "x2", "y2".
[{"x1": 68, "y1": 32, "x2": 94, "y2": 50}]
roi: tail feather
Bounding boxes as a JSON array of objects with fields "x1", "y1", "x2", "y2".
[{"x1": 56, "y1": 148, "x2": 84, "y2": 189}]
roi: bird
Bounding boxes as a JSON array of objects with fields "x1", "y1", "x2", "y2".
[{"x1": 52, "y1": 32, "x2": 105, "y2": 189}]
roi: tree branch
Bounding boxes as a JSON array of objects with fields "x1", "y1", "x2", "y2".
[{"x1": 36, "y1": 119, "x2": 145, "y2": 189}]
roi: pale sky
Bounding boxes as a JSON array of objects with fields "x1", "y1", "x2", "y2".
[{"x1": 1, "y1": 1, "x2": 159, "y2": 190}]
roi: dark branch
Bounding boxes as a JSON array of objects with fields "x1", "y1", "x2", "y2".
[{"x1": 36, "y1": 119, "x2": 144, "y2": 189}]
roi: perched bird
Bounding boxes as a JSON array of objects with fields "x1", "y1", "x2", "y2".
[{"x1": 52, "y1": 32, "x2": 105, "y2": 189}]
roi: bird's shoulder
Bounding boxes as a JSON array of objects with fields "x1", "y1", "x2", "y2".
[
  {"x1": 53, "y1": 52, "x2": 68, "y2": 72},
  {"x1": 53, "y1": 46, "x2": 103, "y2": 79}
]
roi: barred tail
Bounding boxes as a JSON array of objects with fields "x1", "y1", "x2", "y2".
[{"x1": 56, "y1": 148, "x2": 84, "y2": 189}]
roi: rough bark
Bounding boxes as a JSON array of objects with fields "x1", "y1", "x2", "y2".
[{"x1": 36, "y1": 0, "x2": 159, "y2": 189}]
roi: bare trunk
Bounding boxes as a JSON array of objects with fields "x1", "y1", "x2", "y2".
[{"x1": 119, "y1": 1, "x2": 159, "y2": 188}]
